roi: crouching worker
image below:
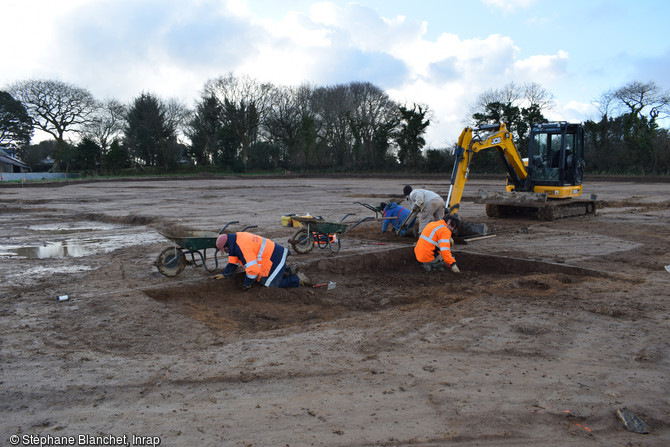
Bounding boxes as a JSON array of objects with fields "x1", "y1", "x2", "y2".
[
  {"x1": 216, "y1": 232, "x2": 311, "y2": 291},
  {"x1": 414, "y1": 215, "x2": 461, "y2": 273},
  {"x1": 403, "y1": 185, "x2": 445, "y2": 234},
  {"x1": 381, "y1": 201, "x2": 417, "y2": 237}
]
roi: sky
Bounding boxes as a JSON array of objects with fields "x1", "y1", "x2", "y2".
[{"x1": 2, "y1": 0, "x2": 669, "y2": 148}]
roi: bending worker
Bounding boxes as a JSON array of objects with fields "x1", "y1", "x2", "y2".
[
  {"x1": 381, "y1": 201, "x2": 416, "y2": 237},
  {"x1": 216, "y1": 232, "x2": 310, "y2": 290},
  {"x1": 403, "y1": 185, "x2": 445, "y2": 233},
  {"x1": 414, "y1": 214, "x2": 461, "y2": 273}
]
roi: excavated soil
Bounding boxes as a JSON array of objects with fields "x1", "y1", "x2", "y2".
[{"x1": 1, "y1": 176, "x2": 669, "y2": 446}]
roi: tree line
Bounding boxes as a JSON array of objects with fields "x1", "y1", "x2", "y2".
[{"x1": 1, "y1": 74, "x2": 669, "y2": 176}]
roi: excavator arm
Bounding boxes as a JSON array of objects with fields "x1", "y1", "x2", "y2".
[{"x1": 446, "y1": 123, "x2": 530, "y2": 215}]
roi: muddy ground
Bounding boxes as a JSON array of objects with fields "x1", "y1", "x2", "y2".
[{"x1": 1, "y1": 175, "x2": 669, "y2": 446}]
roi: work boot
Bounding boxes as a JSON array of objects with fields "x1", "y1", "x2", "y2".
[
  {"x1": 297, "y1": 271, "x2": 312, "y2": 287},
  {"x1": 423, "y1": 259, "x2": 443, "y2": 272}
]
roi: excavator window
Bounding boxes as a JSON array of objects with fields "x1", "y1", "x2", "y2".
[
  {"x1": 534, "y1": 133, "x2": 549, "y2": 162},
  {"x1": 529, "y1": 124, "x2": 584, "y2": 186},
  {"x1": 551, "y1": 149, "x2": 561, "y2": 168},
  {"x1": 531, "y1": 132, "x2": 560, "y2": 182},
  {"x1": 549, "y1": 134, "x2": 564, "y2": 168}
]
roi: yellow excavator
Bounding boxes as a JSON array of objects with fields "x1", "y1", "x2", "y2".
[{"x1": 446, "y1": 122, "x2": 597, "y2": 225}]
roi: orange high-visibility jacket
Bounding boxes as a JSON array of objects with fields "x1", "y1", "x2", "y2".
[
  {"x1": 228, "y1": 232, "x2": 283, "y2": 284},
  {"x1": 414, "y1": 220, "x2": 456, "y2": 266}
]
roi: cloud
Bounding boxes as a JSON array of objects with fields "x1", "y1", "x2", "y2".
[
  {"x1": 37, "y1": 0, "x2": 274, "y2": 103},
  {"x1": 552, "y1": 100, "x2": 599, "y2": 123},
  {"x1": 513, "y1": 50, "x2": 569, "y2": 84},
  {"x1": 2, "y1": 1, "x2": 88, "y2": 79},
  {"x1": 5, "y1": 0, "x2": 650, "y2": 149},
  {"x1": 235, "y1": 2, "x2": 419, "y2": 88},
  {"x1": 309, "y1": 2, "x2": 420, "y2": 53},
  {"x1": 383, "y1": 33, "x2": 524, "y2": 146}
]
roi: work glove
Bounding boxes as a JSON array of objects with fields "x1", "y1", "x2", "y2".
[
  {"x1": 222, "y1": 263, "x2": 237, "y2": 278},
  {"x1": 242, "y1": 276, "x2": 254, "y2": 291},
  {"x1": 412, "y1": 204, "x2": 420, "y2": 213},
  {"x1": 450, "y1": 263, "x2": 461, "y2": 273}
]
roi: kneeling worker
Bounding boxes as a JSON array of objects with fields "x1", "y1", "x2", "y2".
[
  {"x1": 414, "y1": 215, "x2": 461, "y2": 273},
  {"x1": 381, "y1": 201, "x2": 416, "y2": 237},
  {"x1": 216, "y1": 232, "x2": 311, "y2": 290}
]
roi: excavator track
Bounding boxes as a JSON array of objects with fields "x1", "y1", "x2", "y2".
[{"x1": 486, "y1": 198, "x2": 596, "y2": 221}]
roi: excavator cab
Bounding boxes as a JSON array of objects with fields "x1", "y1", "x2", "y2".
[{"x1": 526, "y1": 122, "x2": 585, "y2": 198}]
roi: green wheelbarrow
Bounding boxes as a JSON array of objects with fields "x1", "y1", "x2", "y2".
[
  {"x1": 154, "y1": 221, "x2": 257, "y2": 277},
  {"x1": 288, "y1": 214, "x2": 375, "y2": 254}
]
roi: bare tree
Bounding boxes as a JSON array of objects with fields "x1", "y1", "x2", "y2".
[
  {"x1": 264, "y1": 85, "x2": 310, "y2": 168},
  {"x1": 83, "y1": 99, "x2": 126, "y2": 154},
  {"x1": 203, "y1": 73, "x2": 274, "y2": 166},
  {"x1": 522, "y1": 82, "x2": 555, "y2": 112},
  {"x1": 467, "y1": 82, "x2": 522, "y2": 123},
  {"x1": 347, "y1": 82, "x2": 399, "y2": 168},
  {"x1": 312, "y1": 84, "x2": 355, "y2": 168},
  {"x1": 8, "y1": 79, "x2": 98, "y2": 171},
  {"x1": 612, "y1": 80, "x2": 670, "y2": 123},
  {"x1": 467, "y1": 81, "x2": 554, "y2": 127},
  {"x1": 163, "y1": 98, "x2": 192, "y2": 144},
  {"x1": 587, "y1": 81, "x2": 670, "y2": 174},
  {"x1": 594, "y1": 89, "x2": 616, "y2": 119}
]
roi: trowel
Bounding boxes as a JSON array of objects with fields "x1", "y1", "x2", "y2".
[{"x1": 313, "y1": 281, "x2": 336, "y2": 290}]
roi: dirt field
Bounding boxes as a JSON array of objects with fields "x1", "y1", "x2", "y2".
[{"x1": 1, "y1": 175, "x2": 669, "y2": 446}]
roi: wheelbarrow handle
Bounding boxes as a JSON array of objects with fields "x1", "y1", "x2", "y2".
[
  {"x1": 346, "y1": 216, "x2": 375, "y2": 232},
  {"x1": 219, "y1": 221, "x2": 240, "y2": 234}
]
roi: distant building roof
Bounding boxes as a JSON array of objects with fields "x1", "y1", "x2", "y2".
[{"x1": 0, "y1": 148, "x2": 31, "y2": 172}]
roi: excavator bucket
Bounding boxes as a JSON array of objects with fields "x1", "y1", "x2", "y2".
[
  {"x1": 452, "y1": 219, "x2": 489, "y2": 244},
  {"x1": 457, "y1": 220, "x2": 488, "y2": 237}
]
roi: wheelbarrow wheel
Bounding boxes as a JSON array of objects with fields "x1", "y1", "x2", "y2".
[
  {"x1": 155, "y1": 247, "x2": 186, "y2": 276},
  {"x1": 290, "y1": 228, "x2": 314, "y2": 254},
  {"x1": 329, "y1": 234, "x2": 341, "y2": 253}
]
